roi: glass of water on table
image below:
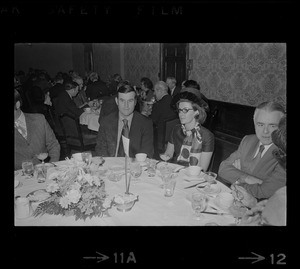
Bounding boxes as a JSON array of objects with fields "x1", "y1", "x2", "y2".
[{"x1": 21, "y1": 160, "x2": 34, "y2": 178}]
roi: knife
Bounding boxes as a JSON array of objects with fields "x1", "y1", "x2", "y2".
[{"x1": 202, "y1": 211, "x2": 230, "y2": 216}]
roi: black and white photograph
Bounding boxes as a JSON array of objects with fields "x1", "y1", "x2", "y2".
[{"x1": 8, "y1": 0, "x2": 294, "y2": 267}]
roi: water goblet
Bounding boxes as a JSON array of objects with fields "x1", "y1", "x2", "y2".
[
  {"x1": 147, "y1": 159, "x2": 157, "y2": 177},
  {"x1": 191, "y1": 193, "x2": 208, "y2": 220},
  {"x1": 21, "y1": 161, "x2": 34, "y2": 178},
  {"x1": 160, "y1": 153, "x2": 171, "y2": 164},
  {"x1": 158, "y1": 163, "x2": 173, "y2": 188}
]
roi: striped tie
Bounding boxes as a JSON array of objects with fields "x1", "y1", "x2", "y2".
[{"x1": 117, "y1": 119, "x2": 129, "y2": 157}]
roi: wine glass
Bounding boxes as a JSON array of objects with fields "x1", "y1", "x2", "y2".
[
  {"x1": 37, "y1": 152, "x2": 48, "y2": 165},
  {"x1": 191, "y1": 193, "x2": 208, "y2": 220},
  {"x1": 159, "y1": 153, "x2": 171, "y2": 164},
  {"x1": 158, "y1": 163, "x2": 173, "y2": 188}
]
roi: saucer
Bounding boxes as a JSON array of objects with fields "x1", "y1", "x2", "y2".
[{"x1": 211, "y1": 197, "x2": 231, "y2": 212}]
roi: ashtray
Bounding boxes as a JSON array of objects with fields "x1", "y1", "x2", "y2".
[{"x1": 113, "y1": 193, "x2": 138, "y2": 212}]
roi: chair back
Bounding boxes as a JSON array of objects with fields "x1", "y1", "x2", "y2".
[{"x1": 58, "y1": 113, "x2": 96, "y2": 154}]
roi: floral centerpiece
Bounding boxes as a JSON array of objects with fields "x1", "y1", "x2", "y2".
[{"x1": 33, "y1": 158, "x2": 112, "y2": 220}]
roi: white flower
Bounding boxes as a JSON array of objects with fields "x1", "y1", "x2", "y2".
[
  {"x1": 103, "y1": 197, "x2": 112, "y2": 208},
  {"x1": 66, "y1": 189, "x2": 81, "y2": 204},
  {"x1": 59, "y1": 196, "x2": 71, "y2": 209}
]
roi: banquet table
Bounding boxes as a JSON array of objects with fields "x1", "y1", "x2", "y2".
[
  {"x1": 79, "y1": 109, "x2": 100, "y2": 131},
  {"x1": 14, "y1": 157, "x2": 236, "y2": 226}
]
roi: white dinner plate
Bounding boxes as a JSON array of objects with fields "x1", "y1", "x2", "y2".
[
  {"x1": 27, "y1": 189, "x2": 51, "y2": 203},
  {"x1": 197, "y1": 183, "x2": 221, "y2": 195},
  {"x1": 211, "y1": 196, "x2": 232, "y2": 212},
  {"x1": 14, "y1": 179, "x2": 20, "y2": 188}
]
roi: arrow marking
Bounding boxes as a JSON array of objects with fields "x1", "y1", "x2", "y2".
[
  {"x1": 239, "y1": 252, "x2": 265, "y2": 264},
  {"x1": 95, "y1": 252, "x2": 110, "y2": 263},
  {"x1": 83, "y1": 252, "x2": 110, "y2": 263}
]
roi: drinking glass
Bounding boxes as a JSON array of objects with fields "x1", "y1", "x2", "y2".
[
  {"x1": 130, "y1": 161, "x2": 142, "y2": 179},
  {"x1": 158, "y1": 163, "x2": 173, "y2": 188},
  {"x1": 160, "y1": 154, "x2": 171, "y2": 163},
  {"x1": 82, "y1": 151, "x2": 92, "y2": 166},
  {"x1": 164, "y1": 177, "x2": 176, "y2": 197},
  {"x1": 147, "y1": 159, "x2": 157, "y2": 177},
  {"x1": 204, "y1": 171, "x2": 217, "y2": 187},
  {"x1": 191, "y1": 193, "x2": 208, "y2": 220},
  {"x1": 21, "y1": 161, "x2": 34, "y2": 177}
]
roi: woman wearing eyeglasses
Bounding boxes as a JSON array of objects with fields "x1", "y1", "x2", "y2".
[{"x1": 162, "y1": 87, "x2": 215, "y2": 171}]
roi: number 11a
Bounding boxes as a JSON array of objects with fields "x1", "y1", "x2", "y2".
[{"x1": 114, "y1": 252, "x2": 137, "y2": 263}]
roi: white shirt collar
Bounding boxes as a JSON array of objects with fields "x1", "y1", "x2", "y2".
[{"x1": 254, "y1": 142, "x2": 273, "y2": 158}]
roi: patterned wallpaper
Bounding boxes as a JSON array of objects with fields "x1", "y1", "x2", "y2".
[
  {"x1": 92, "y1": 43, "x2": 113, "y2": 82},
  {"x1": 189, "y1": 43, "x2": 286, "y2": 108},
  {"x1": 123, "y1": 43, "x2": 160, "y2": 87}
]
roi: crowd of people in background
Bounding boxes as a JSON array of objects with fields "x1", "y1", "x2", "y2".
[{"x1": 14, "y1": 67, "x2": 286, "y2": 226}]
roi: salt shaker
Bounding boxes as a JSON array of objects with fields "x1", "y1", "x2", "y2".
[{"x1": 15, "y1": 197, "x2": 31, "y2": 219}]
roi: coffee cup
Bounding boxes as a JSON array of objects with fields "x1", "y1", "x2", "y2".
[{"x1": 188, "y1": 165, "x2": 202, "y2": 176}]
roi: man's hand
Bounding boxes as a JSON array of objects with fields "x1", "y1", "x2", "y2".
[{"x1": 238, "y1": 175, "x2": 263, "y2": 185}]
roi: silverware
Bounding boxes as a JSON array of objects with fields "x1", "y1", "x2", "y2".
[
  {"x1": 202, "y1": 211, "x2": 230, "y2": 216},
  {"x1": 50, "y1": 162, "x2": 57, "y2": 167},
  {"x1": 184, "y1": 182, "x2": 206, "y2": 189}
]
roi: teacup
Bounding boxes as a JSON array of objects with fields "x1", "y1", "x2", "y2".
[
  {"x1": 188, "y1": 165, "x2": 202, "y2": 176},
  {"x1": 135, "y1": 153, "x2": 147, "y2": 162},
  {"x1": 72, "y1": 153, "x2": 83, "y2": 161}
]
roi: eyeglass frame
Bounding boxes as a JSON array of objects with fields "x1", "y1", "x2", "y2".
[{"x1": 177, "y1": 108, "x2": 194, "y2": 114}]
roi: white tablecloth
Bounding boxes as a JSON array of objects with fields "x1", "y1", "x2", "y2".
[
  {"x1": 79, "y1": 110, "x2": 100, "y2": 131},
  {"x1": 14, "y1": 157, "x2": 236, "y2": 226}
]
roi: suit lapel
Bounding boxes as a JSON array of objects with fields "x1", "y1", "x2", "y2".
[
  {"x1": 110, "y1": 112, "x2": 119, "y2": 155},
  {"x1": 24, "y1": 114, "x2": 33, "y2": 143}
]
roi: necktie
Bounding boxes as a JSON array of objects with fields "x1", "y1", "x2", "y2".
[
  {"x1": 15, "y1": 121, "x2": 27, "y2": 139},
  {"x1": 117, "y1": 119, "x2": 129, "y2": 157},
  {"x1": 250, "y1": 144, "x2": 265, "y2": 173}
]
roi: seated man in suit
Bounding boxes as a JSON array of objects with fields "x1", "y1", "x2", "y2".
[
  {"x1": 166, "y1": 77, "x2": 181, "y2": 98},
  {"x1": 85, "y1": 72, "x2": 109, "y2": 100},
  {"x1": 54, "y1": 80, "x2": 84, "y2": 118},
  {"x1": 95, "y1": 85, "x2": 154, "y2": 158},
  {"x1": 14, "y1": 89, "x2": 60, "y2": 170},
  {"x1": 151, "y1": 81, "x2": 177, "y2": 154},
  {"x1": 218, "y1": 101, "x2": 286, "y2": 199}
]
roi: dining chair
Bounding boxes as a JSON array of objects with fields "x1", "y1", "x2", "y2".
[{"x1": 58, "y1": 113, "x2": 97, "y2": 156}]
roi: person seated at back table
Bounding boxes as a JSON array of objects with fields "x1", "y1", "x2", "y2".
[
  {"x1": 151, "y1": 81, "x2": 177, "y2": 154},
  {"x1": 14, "y1": 89, "x2": 60, "y2": 170},
  {"x1": 218, "y1": 101, "x2": 286, "y2": 199},
  {"x1": 95, "y1": 84, "x2": 154, "y2": 158},
  {"x1": 72, "y1": 75, "x2": 93, "y2": 109},
  {"x1": 166, "y1": 76, "x2": 181, "y2": 98},
  {"x1": 85, "y1": 72, "x2": 109, "y2": 100},
  {"x1": 54, "y1": 80, "x2": 85, "y2": 118},
  {"x1": 162, "y1": 87, "x2": 214, "y2": 171}
]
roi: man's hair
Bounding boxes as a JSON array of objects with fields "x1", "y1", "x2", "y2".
[
  {"x1": 183, "y1": 80, "x2": 200, "y2": 90},
  {"x1": 117, "y1": 84, "x2": 136, "y2": 99},
  {"x1": 141, "y1": 77, "x2": 153, "y2": 90},
  {"x1": 166, "y1": 77, "x2": 176, "y2": 84},
  {"x1": 254, "y1": 101, "x2": 286, "y2": 120},
  {"x1": 154, "y1": 81, "x2": 168, "y2": 93},
  {"x1": 272, "y1": 115, "x2": 286, "y2": 170},
  {"x1": 64, "y1": 80, "x2": 79, "y2": 91}
]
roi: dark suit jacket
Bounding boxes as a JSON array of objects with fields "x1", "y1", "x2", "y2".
[
  {"x1": 98, "y1": 95, "x2": 118, "y2": 123},
  {"x1": 54, "y1": 90, "x2": 84, "y2": 118},
  {"x1": 14, "y1": 113, "x2": 60, "y2": 170},
  {"x1": 151, "y1": 95, "x2": 177, "y2": 150},
  {"x1": 95, "y1": 111, "x2": 154, "y2": 158},
  {"x1": 218, "y1": 135, "x2": 286, "y2": 199},
  {"x1": 49, "y1": 83, "x2": 65, "y2": 99},
  {"x1": 85, "y1": 80, "x2": 109, "y2": 100},
  {"x1": 169, "y1": 86, "x2": 181, "y2": 98},
  {"x1": 53, "y1": 91, "x2": 84, "y2": 136}
]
